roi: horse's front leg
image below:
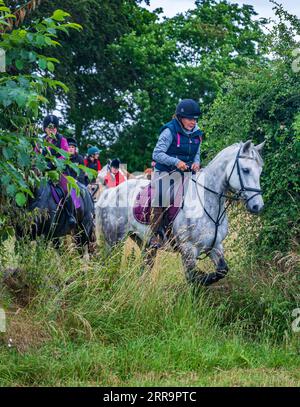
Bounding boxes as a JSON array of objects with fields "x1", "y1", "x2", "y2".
[
  {"x1": 205, "y1": 243, "x2": 229, "y2": 285},
  {"x1": 181, "y1": 243, "x2": 229, "y2": 287}
]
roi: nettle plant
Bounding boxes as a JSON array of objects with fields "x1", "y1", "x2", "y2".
[{"x1": 0, "y1": 2, "x2": 95, "y2": 240}]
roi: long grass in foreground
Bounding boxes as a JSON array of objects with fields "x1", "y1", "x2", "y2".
[{"x1": 0, "y1": 213, "x2": 299, "y2": 386}]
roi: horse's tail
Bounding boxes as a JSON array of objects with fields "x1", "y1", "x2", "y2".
[{"x1": 95, "y1": 188, "x2": 108, "y2": 242}]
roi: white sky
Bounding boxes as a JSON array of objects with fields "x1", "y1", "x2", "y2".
[{"x1": 144, "y1": 0, "x2": 300, "y2": 19}]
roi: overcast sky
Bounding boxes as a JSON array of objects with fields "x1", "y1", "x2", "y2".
[{"x1": 144, "y1": 0, "x2": 299, "y2": 19}]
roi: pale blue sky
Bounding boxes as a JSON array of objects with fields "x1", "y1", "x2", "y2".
[{"x1": 144, "y1": 0, "x2": 299, "y2": 19}]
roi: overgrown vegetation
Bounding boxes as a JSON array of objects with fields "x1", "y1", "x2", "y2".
[
  {"x1": 0, "y1": 0, "x2": 299, "y2": 387},
  {"x1": 0, "y1": 1, "x2": 95, "y2": 241},
  {"x1": 205, "y1": 4, "x2": 299, "y2": 254},
  {"x1": 5, "y1": 0, "x2": 266, "y2": 159},
  {"x1": 2, "y1": 0, "x2": 298, "y2": 255},
  {"x1": 0, "y1": 225, "x2": 299, "y2": 386}
]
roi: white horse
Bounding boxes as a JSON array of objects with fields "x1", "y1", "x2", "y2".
[{"x1": 95, "y1": 140, "x2": 265, "y2": 286}]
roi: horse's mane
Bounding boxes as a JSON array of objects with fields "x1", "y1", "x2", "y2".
[{"x1": 206, "y1": 142, "x2": 264, "y2": 168}]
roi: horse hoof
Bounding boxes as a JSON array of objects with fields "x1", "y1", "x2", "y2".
[{"x1": 190, "y1": 271, "x2": 227, "y2": 287}]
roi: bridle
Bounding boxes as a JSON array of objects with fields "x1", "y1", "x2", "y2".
[
  {"x1": 191, "y1": 146, "x2": 263, "y2": 257},
  {"x1": 225, "y1": 146, "x2": 262, "y2": 203}
]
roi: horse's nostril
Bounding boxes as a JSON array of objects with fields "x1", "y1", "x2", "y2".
[{"x1": 252, "y1": 205, "x2": 259, "y2": 213}]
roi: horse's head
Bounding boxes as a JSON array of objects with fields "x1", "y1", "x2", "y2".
[
  {"x1": 28, "y1": 182, "x2": 51, "y2": 211},
  {"x1": 226, "y1": 140, "x2": 265, "y2": 214}
]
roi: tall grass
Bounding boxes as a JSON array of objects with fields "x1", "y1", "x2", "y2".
[{"x1": 0, "y1": 208, "x2": 299, "y2": 386}]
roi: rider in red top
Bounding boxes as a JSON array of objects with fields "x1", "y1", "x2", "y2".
[{"x1": 104, "y1": 159, "x2": 126, "y2": 188}]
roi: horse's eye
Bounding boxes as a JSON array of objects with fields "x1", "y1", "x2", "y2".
[{"x1": 242, "y1": 168, "x2": 250, "y2": 174}]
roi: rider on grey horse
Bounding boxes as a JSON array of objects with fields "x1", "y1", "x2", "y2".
[{"x1": 150, "y1": 99, "x2": 203, "y2": 249}]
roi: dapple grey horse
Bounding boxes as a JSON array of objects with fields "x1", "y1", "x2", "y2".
[{"x1": 95, "y1": 140, "x2": 265, "y2": 286}]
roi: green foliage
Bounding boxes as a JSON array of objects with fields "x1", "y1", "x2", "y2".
[
  {"x1": 0, "y1": 0, "x2": 297, "y2": 253},
  {"x1": 8, "y1": 0, "x2": 265, "y2": 169},
  {"x1": 9, "y1": 0, "x2": 154, "y2": 143},
  {"x1": 204, "y1": 5, "x2": 300, "y2": 254},
  {"x1": 105, "y1": 0, "x2": 266, "y2": 170},
  {"x1": 0, "y1": 1, "x2": 82, "y2": 240},
  {"x1": 0, "y1": 1, "x2": 298, "y2": 386}
]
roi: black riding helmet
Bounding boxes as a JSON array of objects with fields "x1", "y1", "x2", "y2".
[
  {"x1": 67, "y1": 137, "x2": 77, "y2": 147},
  {"x1": 175, "y1": 99, "x2": 201, "y2": 119},
  {"x1": 110, "y1": 158, "x2": 121, "y2": 169},
  {"x1": 43, "y1": 114, "x2": 59, "y2": 130}
]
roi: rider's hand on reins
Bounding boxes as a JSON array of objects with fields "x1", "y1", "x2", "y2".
[
  {"x1": 191, "y1": 163, "x2": 200, "y2": 172},
  {"x1": 176, "y1": 161, "x2": 189, "y2": 171}
]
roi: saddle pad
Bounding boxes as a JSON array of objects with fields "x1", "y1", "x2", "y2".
[
  {"x1": 133, "y1": 183, "x2": 182, "y2": 225},
  {"x1": 50, "y1": 183, "x2": 65, "y2": 206},
  {"x1": 50, "y1": 182, "x2": 81, "y2": 210}
]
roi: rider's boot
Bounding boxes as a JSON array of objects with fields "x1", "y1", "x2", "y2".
[
  {"x1": 149, "y1": 206, "x2": 165, "y2": 249},
  {"x1": 65, "y1": 196, "x2": 77, "y2": 228}
]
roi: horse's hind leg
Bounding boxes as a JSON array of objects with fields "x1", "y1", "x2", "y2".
[
  {"x1": 128, "y1": 233, "x2": 156, "y2": 274},
  {"x1": 75, "y1": 220, "x2": 96, "y2": 257},
  {"x1": 142, "y1": 246, "x2": 158, "y2": 272},
  {"x1": 88, "y1": 228, "x2": 97, "y2": 254},
  {"x1": 53, "y1": 237, "x2": 61, "y2": 250},
  {"x1": 180, "y1": 243, "x2": 201, "y2": 285}
]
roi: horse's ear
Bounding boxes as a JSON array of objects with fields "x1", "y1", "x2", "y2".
[
  {"x1": 255, "y1": 140, "x2": 266, "y2": 153},
  {"x1": 242, "y1": 139, "x2": 252, "y2": 154}
]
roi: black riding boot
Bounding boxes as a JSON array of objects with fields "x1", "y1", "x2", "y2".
[
  {"x1": 65, "y1": 196, "x2": 77, "y2": 228},
  {"x1": 149, "y1": 206, "x2": 165, "y2": 249}
]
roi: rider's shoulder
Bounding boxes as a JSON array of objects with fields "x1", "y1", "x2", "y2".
[
  {"x1": 160, "y1": 118, "x2": 176, "y2": 132},
  {"x1": 159, "y1": 127, "x2": 173, "y2": 138},
  {"x1": 159, "y1": 119, "x2": 176, "y2": 138}
]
